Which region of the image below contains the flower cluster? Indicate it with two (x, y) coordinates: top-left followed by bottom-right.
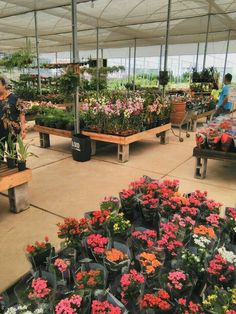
(177, 298), (203, 314)
(207, 253), (235, 284)
(90, 210), (110, 229)
(105, 249), (127, 263)
(54, 258), (70, 273)
(55, 294), (82, 314)
(106, 212), (131, 235)
(25, 236), (50, 256)
(75, 269), (103, 289)
(131, 229), (157, 249)
(86, 234), (109, 256)
(193, 225), (215, 238)
(139, 252), (161, 274)
(157, 222), (183, 256)
(91, 300), (121, 314)
(167, 270), (188, 290)
(28, 278), (51, 300)
(100, 196), (119, 212)
(140, 290), (171, 311)
(120, 269), (145, 304)
(203, 286), (236, 313)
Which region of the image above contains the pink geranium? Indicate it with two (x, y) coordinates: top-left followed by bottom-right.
(55, 294), (82, 314)
(120, 269), (145, 304)
(28, 278), (51, 300)
(87, 234), (109, 256)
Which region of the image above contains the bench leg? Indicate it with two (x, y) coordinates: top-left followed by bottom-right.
(194, 157), (207, 179)
(91, 140), (96, 156)
(160, 131), (166, 144)
(8, 183), (30, 213)
(192, 120), (197, 132)
(118, 144), (129, 163)
(40, 132), (50, 148)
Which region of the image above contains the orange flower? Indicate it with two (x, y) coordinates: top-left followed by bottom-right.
(194, 225), (215, 238)
(105, 249), (127, 262)
(146, 265), (155, 273)
(140, 252), (161, 274)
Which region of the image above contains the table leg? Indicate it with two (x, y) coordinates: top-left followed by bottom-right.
(194, 157), (207, 179)
(160, 131), (166, 144)
(40, 132), (50, 148)
(8, 183), (30, 213)
(91, 140), (96, 156)
(118, 144), (129, 163)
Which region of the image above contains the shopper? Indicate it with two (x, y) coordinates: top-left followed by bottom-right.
(0, 76), (26, 156)
(215, 73), (233, 115)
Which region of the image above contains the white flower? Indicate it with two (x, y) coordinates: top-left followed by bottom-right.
(218, 246), (236, 264)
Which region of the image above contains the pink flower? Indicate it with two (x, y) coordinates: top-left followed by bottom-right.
(28, 278), (51, 299)
(55, 294), (82, 314)
(54, 258), (69, 273)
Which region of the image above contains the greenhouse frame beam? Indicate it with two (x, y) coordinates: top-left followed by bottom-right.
(128, 46), (131, 83)
(222, 29), (231, 83)
(203, 13), (211, 69)
(133, 38), (137, 91)
(34, 11), (42, 96)
(196, 42), (200, 70)
(164, 0), (171, 72)
(71, 0), (80, 134)
(96, 27), (99, 95)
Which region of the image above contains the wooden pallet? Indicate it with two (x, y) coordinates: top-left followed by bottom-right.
(0, 163), (32, 213)
(193, 147), (236, 179)
(34, 124), (171, 162)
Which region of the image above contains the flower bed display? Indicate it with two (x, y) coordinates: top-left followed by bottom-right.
(1, 177), (236, 314)
(196, 116), (236, 152)
(34, 92), (171, 136)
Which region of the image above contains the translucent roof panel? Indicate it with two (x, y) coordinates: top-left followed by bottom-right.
(0, 0), (236, 53)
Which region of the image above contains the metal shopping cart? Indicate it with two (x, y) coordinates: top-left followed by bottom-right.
(171, 102), (196, 142)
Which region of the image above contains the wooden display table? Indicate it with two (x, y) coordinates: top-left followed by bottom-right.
(193, 147), (236, 179)
(34, 124), (171, 163)
(0, 163), (32, 213)
(191, 109), (216, 131)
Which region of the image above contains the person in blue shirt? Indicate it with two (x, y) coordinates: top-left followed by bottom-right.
(215, 73), (233, 115)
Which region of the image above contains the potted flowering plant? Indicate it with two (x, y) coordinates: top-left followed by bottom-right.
(139, 252), (162, 281)
(139, 191), (159, 226)
(100, 196), (120, 213)
(131, 228), (157, 253)
(119, 188), (137, 221)
(120, 269), (145, 311)
(86, 234), (109, 262)
(224, 207), (236, 245)
(104, 241), (130, 272)
(203, 286), (236, 314)
(139, 289), (172, 313)
(55, 294), (82, 314)
(16, 135), (38, 171)
(206, 250), (235, 289)
(48, 257), (71, 288)
(177, 298), (203, 314)
(106, 212), (131, 242)
(57, 217), (91, 250)
(85, 210), (110, 234)
(25, 236), (52, 271)
(75, 267), (105, 291)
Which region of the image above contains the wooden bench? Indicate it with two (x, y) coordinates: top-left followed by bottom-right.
(191, 109), (216, 131)
(0, 164), (32, 213)
(193, 147), (236, 179)
(34, 124), (171, 163)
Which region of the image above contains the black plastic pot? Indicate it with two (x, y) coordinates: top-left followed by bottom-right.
(6, 157), (17, 169)
(72, 134), (91, 162)
(18, 160), (26, 171)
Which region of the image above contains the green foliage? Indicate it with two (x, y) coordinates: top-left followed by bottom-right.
(0, 46), (35, 70)
(16, 135), (38, 161)
(58, 70), (79, 101)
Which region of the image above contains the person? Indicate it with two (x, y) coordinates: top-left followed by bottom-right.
(215, 73), (233, 115)
(0, 76), (26, 157)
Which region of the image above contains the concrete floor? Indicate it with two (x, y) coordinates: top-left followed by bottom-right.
(0, 127), (236, 292)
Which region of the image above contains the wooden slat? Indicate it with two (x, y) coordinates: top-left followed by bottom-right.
(82, 124), (171, 145)
(0, 169), (32, 191)
(193, 147), (236, 161)
(192, 109), (215, 120)
(34, 125), (73, 138)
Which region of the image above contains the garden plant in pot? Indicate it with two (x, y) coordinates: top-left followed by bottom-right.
(17, 135), (38, 171)
(5, 134), (17, 169)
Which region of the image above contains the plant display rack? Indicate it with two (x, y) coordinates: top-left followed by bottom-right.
(193, 147), (236, 179)
(34, 124), (171, 163)
(0, 163), (32, 213)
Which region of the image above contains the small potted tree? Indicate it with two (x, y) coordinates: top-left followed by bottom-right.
(17, 135), (38, 171)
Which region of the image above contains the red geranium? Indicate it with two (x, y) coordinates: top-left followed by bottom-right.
(91, 300), (121, 314)
(140, 290), (171, 311)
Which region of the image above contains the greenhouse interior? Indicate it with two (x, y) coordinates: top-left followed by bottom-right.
(0, 0), (236, 313)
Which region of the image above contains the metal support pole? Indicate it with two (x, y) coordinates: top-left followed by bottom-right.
(71, 0), (79, 133)
(133, 39), (137, 91)
(55, 52), (58, 76)
(203, 14), (211, 69)
(128, 46), (131, 83)
(164, 0), (171, 72)
(96, 27), (99, 95)
(34, 11), (41, 95)
(195, 42), (200, 71)
(100, 48), (103, 61)
(159, 44), (163, 71)
(222, 30), (231, 83)
(69, 44), (72, 63)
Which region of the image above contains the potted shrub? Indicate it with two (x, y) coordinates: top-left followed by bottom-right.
(17, 135), (38, 171)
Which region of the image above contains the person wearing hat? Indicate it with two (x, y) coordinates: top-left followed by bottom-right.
(0, 76), (26, 156)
